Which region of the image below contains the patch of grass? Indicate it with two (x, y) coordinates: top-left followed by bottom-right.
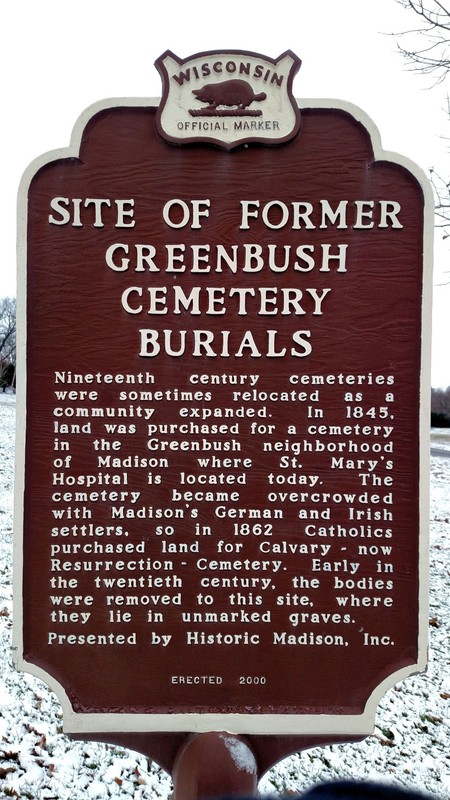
(430, 429), (450, 444)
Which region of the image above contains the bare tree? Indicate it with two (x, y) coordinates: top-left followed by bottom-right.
(429, 165), (450, 240)
(0, 297), (16, 390)
(431, 385), (450, 423)
(395, 1), (450, 83)
(394, 1), (450, 275)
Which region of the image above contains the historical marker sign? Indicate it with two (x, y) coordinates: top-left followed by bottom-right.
(14, 50), (432, 737)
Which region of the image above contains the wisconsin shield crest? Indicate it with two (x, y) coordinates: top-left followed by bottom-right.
(155, 49), (302, 150)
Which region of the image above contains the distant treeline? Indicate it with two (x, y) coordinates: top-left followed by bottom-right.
(431, 386), (450, 427)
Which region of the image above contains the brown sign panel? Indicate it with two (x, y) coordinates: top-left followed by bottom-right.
(14, 53), (431, 736)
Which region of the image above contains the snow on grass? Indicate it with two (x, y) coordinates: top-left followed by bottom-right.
(430, 428), (450, 450)
(1, 393), (449, 799)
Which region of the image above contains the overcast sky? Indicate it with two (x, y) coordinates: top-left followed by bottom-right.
(4, 0), (450, 387)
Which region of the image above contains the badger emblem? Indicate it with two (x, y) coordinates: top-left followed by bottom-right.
(155, 49), (302, 149)
(191, 79), (267, 112)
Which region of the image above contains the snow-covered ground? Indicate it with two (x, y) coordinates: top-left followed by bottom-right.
(0, 393), (449, 799)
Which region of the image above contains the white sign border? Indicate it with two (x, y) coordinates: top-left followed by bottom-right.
(14, 95), (432, 737)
